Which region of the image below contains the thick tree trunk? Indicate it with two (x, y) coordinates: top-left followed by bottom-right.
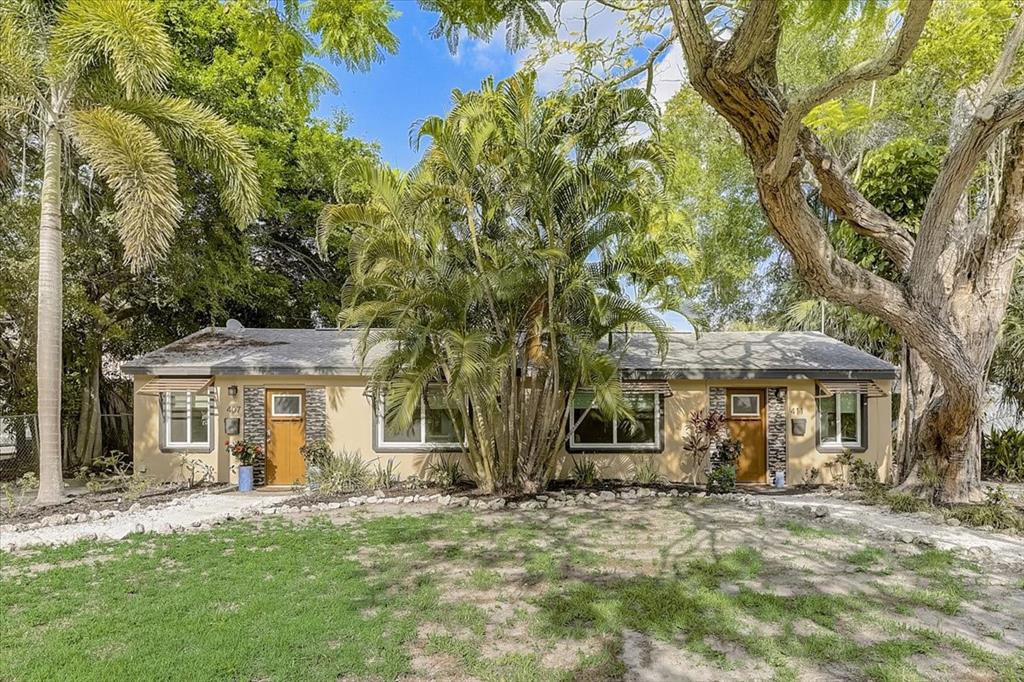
(666, 1), (1024, 503)
(35, 117), (66, 506)
(896, 350), (985, 503)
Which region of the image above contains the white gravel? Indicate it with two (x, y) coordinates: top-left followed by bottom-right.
(1, 491), (296, 551)
(769, 494), (1024, 562)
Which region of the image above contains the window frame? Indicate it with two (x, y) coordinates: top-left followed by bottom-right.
(161, 390), (212, 451)
(816, 391), (866, 451)
(567, 392), (663, 453)
(270, 392), (303, 418)
(728, 393), (761, 419)
(374, 389), (464, 451)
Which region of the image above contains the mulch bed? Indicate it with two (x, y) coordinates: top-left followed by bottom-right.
(0, 482), (232, 523)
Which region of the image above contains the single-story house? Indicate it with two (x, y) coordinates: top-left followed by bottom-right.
(122, 322), (898, 488)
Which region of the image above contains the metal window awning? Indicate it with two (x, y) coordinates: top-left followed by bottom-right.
(622, 380), (673, 397)
(816, 380), (888, 398)
(137, 377), (212, 395)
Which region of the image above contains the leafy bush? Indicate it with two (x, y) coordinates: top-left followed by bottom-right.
(683, 409), (726, 484)
(707, 465), (736, 494)
(982, 428), (1024, 482)
(0, 472), (39, 514)
(570, 458), (600, 488)
(850, 458), (880, 490)
(885, 491), (928, 514)
(630, 459), (664, 485)
(426, 455), (471, 490)
(800, 467), (821, 487)
(300, 439), (333, 469)
(944, 487), (1024, 531)
(372, 458), (400, 490)
(717, 438), (743, 466)
(827, 450), (856, 486)
(314, 449), (372, 494)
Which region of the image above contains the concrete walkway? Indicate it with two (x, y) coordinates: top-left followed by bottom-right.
(1, 490), (296, 551)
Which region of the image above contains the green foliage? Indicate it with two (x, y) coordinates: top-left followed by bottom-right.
(858, 138), (943, 223)
(706, 464), (736, 494)
(885, 491), (928, 514)
(981, 429), (1024, 482)
(300, 439), (334, 469)
(325, 74), (675, 493)
(372, 458), (400, 490)
(849, 458), (880, 490)
(426, 456), (471, 491)
(630, 458), (664, 486)
(313, 449), (372, 494)
(570, 458), (600, 488)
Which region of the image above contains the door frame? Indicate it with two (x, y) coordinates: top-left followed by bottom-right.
(724, 387), (768, 484)
(264, 388), (307, 486)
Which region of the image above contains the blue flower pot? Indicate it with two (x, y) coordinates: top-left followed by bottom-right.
(238, 465), (254, 492)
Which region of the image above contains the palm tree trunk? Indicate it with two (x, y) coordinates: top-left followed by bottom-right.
(35, 119), (66, 506)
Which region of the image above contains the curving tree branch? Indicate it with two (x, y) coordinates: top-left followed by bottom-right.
(769, 0), (932, 181)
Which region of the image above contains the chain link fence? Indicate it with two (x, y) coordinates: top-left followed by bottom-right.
(0, 414), (133, 481)
(0, 415), (37, 481)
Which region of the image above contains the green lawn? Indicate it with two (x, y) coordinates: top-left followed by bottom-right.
(2, 501), (1022, 681)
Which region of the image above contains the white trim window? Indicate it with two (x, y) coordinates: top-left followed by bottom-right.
(376, 387), (461, 448)
(162, 391), (211, 448)
(271, 393), (303, 417)
(569, 392), (661, 451)
(817, 391), (862, 449)
(729, 393), (760, 418)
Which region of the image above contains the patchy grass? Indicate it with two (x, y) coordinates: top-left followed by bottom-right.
(845, 546), (886, 571)
(2, 502), (1022, 681)
(782, 520), (839, 539)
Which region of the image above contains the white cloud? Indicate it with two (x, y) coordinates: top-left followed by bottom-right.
(649, 43), (687, 108)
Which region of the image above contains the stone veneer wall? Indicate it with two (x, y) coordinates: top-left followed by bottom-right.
(243, 387), (266, 486)
(766, 387), (788, 483)
(708, 387), (729, 470)
(305, 387), (327, 443)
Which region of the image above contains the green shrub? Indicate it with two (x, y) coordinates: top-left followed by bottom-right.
(886, 491), (928, 514)
(426, 455), (471, 490)
(850, 458), (880, 490)
(300, 439), (333, 469)
(982, 428), (1024, 482)
(717, 438), (743, 466)
(314, 449), (372, 494)
(630, 459), (664, 485)
(707, 465), (736, 494)
(570, 458), (600, 488)
(372, 458), (400, 490)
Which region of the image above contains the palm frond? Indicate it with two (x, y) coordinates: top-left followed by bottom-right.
(68, 106), (181, 270)
(51, 0), (173, 97)
(111, 96), (259, 227)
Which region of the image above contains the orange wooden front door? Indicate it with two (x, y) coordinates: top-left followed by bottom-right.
(725, 388), (767, 483)
(266, 389), (306, 485)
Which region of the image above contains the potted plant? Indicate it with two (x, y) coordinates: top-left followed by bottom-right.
(228, 439), (262, 492)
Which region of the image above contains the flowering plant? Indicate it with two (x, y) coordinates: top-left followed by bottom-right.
(227, 439), (263, 466)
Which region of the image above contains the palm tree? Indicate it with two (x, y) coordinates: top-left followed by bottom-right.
(320, 74), (674, 493)
(0, 0), (259, 505)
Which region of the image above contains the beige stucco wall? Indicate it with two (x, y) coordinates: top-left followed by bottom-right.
(132, 375), (226, 484)
(132, 374), (893, 487)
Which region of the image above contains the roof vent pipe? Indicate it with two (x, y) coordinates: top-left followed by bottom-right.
(225, 318), (245, 332)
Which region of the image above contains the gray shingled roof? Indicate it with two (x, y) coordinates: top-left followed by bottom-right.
(122, 327), (897, 380)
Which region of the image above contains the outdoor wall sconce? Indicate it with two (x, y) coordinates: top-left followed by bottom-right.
(228, 385), (238, 397)
(791, 418), (806, 436)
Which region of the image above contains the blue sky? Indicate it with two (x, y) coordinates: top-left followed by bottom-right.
(315, 5), (521, 170)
